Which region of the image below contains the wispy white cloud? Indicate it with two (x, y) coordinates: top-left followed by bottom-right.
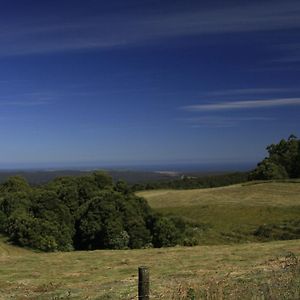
(180, 116), (274, 128)
(0, 91), (56, 106)
(275, 55), (300, 63)
(201, 88), (297, 97)
(270, 43), (300, 63)
(0, 1), (300, 55)
(183, 98), (300, 112)
(0, 100), (50, 106)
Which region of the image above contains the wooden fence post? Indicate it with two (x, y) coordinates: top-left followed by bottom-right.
(138, 266), (149, 299)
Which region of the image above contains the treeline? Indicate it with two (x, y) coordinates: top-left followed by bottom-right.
(0, 172), (198, 252)
(0, 170), (175, 186)
(250, 135), (300, 180)
(131, 172), (249, 191)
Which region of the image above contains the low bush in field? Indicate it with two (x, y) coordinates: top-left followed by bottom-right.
(254, 219), (300, 241)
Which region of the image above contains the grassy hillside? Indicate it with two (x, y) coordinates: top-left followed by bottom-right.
(0, 237), (299, 299)
(0, 181), (299, 299)
(138, 181), (300, 244)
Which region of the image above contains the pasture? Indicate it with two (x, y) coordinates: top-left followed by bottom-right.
(0, 181), (300, 299)
(138, 181), (300, 244)
(0, 237), (299, 299)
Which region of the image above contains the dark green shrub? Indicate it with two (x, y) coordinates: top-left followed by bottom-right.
(152, 217), (180, 247)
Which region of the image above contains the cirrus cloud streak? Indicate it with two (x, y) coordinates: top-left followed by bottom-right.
(0, 0), (300, 56)
(183, 98), (300, 112)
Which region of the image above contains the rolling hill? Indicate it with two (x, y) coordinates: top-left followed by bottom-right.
(138, 181), (300, 244)
(0, 181), (299, 299)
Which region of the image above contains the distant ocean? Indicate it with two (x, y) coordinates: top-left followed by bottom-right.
(0, 162), (256, 173)
(110, 162), (256, 173)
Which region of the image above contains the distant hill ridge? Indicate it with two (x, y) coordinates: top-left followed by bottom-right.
(0, 169), (179, 185)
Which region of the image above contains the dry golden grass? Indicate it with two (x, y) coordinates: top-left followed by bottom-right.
(0, 237), (299, 299)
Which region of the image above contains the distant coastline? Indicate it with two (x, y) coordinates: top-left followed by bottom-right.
(0, 161), (255, 173)
(0, 162), (253, 186)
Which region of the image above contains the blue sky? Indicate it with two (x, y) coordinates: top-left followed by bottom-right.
(1, 0), (300, 169)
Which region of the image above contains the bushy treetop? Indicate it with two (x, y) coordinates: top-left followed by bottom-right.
(250, 135), (300, 180)
(0, 171), (192, 251)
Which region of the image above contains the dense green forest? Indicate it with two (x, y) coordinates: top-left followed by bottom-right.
(0, 172), (198, 252)
(250, 135), (300, 180)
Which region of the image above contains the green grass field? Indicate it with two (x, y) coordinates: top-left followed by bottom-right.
(138, 181), (300, 208)
(0, 181), (300, 299)
(138, 181), (300, 244)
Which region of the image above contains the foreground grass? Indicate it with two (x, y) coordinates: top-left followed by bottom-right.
(138, 181), (300, 244)
(0, 238), (299, 299)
